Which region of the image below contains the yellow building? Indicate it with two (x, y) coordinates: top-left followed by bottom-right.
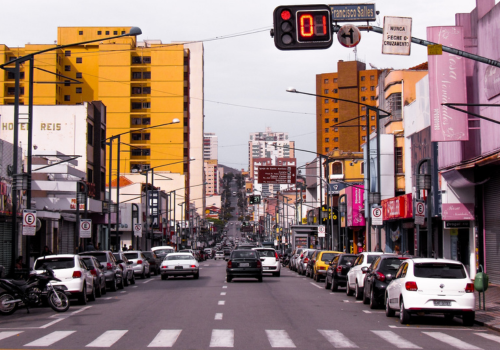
(1, 27), (206, 215)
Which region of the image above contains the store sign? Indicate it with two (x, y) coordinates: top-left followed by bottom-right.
(444, 221), (471, 229)
(328, 182), (346, 195)
(442, 203), (474, 221)
(381, 193), (413, 221)
(346, 185), (365, 227)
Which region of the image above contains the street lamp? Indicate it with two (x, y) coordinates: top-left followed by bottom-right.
(0, 27), (142, 275)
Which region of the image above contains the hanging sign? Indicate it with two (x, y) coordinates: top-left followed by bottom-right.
(22, 209), (37, 236)
(79, 219), (92, 238)
(382, 16), (412, 55)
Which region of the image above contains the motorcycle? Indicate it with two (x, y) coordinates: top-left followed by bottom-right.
(281, 255), (290, 268)
(0, 265), (71, 315)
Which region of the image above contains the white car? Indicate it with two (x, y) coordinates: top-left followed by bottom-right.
(346, 252), (384, 299)
(215, 251), (224, 260)
(252, 248), (281, 277)
(33, 254), (95, 305)
(160, 253), (199, 280)
(385, 258), (475, 326)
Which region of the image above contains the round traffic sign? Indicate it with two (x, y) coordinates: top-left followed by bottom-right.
(416, 202), (425, 215)
(24, 213), (35, 225)
(81, 221), (91, 230)
(337, 24), (361, 48)
(372, 208), (382, 218)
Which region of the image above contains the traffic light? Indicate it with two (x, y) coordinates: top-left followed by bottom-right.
(272, 5), (333, 50)
(249, 195), (261, 205)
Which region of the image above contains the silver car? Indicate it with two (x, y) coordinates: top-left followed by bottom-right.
(124, 251), (151, 279)
(298, 249), (315, 275)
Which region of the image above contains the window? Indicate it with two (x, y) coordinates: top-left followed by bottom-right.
(76, 72), (82, 79)
(113, 31), (118, 35)
(64, 95), (70, 101)
(371, 125), (376, 131)
(143, 57), (151, 63)
(325, 138), (329, 143)
(334, 78), (338, 83)
(334, 147), (339, 150)
(370, 75), (375, 80)
(132, 56), (142, 64)
(325, 128), (329, 133)
(334, 118), (338, 123)
(131, 149), (142, 156)
(76, 87), (82, 93)
(142, 102), (151, 109)
(361, 106), (366, 111)
(76, 57), (82, 63)
(324, 79), (329, 84)
(361, 96), (366, 101)
(97, 31), (102, 35)
(395, 147), (403, 173)
(87, 123), (93, 145)
(65, 50), (71, 57)
(331, 162), (342, 174)
(65, 65), (71, 71)
(143, 133), (150, 140)
(143, 148), (151, 156)
(325, 147), (330, 152)
(362, 136), (366, 141)
(333, 99), (338, 103)
(324, 118), (329, 123)
(131, 133), (142, 141)
(142, 87), (151, 94)
(121, 31), (126, 35)
(371, 96), (375, 101)
(143, 72), (151, 79)
(333, 89), (338, 93)
(334, 137), (338, 142)
(371, 86), (375, 91)
(362, 126), (366, 131)
(333, 108), (338, 113)
(101, 129), (106, 149)
(324, 99), (329, 104)
(131, 102), (142, 110)
(142, 118), (151, 125)
(334, 127), (338, 132)
(360, 162), (365, 175)
(132, 118), (142, 125)
(324, 89), (329, 94)
(324, 109), (329, 113)
(132, 72), (142, 79)
(79, 31), (83, 35)
(387, 93), (402, 114)
(131, 87), (141, 94)
(371, 115), (376, 120)
(105, 31), (110, 35)
(361, 116), (366, 121)
(361, 87), (366, 91)
(361, 76), (366, 81)
(64, 80), (70, 87)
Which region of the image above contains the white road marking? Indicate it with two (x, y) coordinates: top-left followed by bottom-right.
(103, 297), (113, 300)
(310, 282), (323, 289)
(39, 318), (67, 329)
(120, 291), (126, 293)
(132, 286), (138, 288)
(86, 330), (128, 348)
(25, 331), (75, 347)
(372, 331), (422, 349)
(143, 279), (154, 284)
(71, 306), (92, 315)
(215, 313), (223, 320)
(265, 330), (296, 348)
(389, 325), (484, 331)
(147, 329), (182, 347)
(475, 333), (500, 344)
(0, 331), (22, 341)
(318, 330), (358, 348)
(363, 310), (371, 314)
(343, 300), (350, 303)
(221, 292), (226, 296)
(209, 329), (234, 347)
(423, 332), (482, 349)
(204, 264), (210, 267)
(218, 300), (226, 305)
(222, 286), (227, 289)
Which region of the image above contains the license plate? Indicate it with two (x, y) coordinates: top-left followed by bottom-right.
(239, 263), (249, 267)
(263, 267), (270, 270)
(175, 266), (183, 270)
(434, 300), (451, 306)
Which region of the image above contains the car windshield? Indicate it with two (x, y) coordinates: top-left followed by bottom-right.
(340, 255), (357, 265)
(124, 253), (139, 260)
(321, 253), (337, 262)
(232, 251), (257, 259)
(414, 263), (467, 279)
(82, 252), (107, 262)
(142, 252), (154, 258)
(379, 258), (406, 273)
(256, 250), (275, 257)
(35, 257), (74, 270)
(82, 258), (95, 267)
(307, 251), (316, 257)
(367, 255), (379, 264)
(166, 255), (194, 261)
(154, 249), (173, 255)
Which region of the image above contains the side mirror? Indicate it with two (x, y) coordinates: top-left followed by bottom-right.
(361, 266), (369, 274)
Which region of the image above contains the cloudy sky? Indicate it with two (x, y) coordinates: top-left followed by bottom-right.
(0, 0), (484, 168)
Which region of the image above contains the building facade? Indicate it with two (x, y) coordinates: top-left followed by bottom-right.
(248, 127), (295, 175)
(203, 133), (218, 160)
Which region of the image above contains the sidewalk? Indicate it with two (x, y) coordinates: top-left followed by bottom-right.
(474, 283), (500, 331)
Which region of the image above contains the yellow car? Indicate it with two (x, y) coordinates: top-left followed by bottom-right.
(312, 251), (342, 282)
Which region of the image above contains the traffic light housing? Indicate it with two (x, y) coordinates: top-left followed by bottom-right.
(273, 5), (333, 50)
(249, 195), (261, 205)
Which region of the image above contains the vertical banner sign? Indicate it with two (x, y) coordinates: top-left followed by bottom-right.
(382, 16), (412, 55)
(22, 209), (37, 236)
(79, 219), (92, 238)
(133, 223), (143, 237)
(428, 26), (468, 142)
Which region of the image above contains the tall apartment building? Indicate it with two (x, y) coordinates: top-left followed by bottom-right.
(203, 133), (218, 160)
(248, 127), (295, 175)
(0, 27), (205, 216)
(316, 61), (381, 155)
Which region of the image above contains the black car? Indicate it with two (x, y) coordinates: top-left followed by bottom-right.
(363, 255), (410, 309)
(80, 255), (107, 297)
(142, 251), (161, 275)
(226, 249), (263, 282)
(325, 253), (358, 291)
(305, 250), (319, 278)
(223, 247), (231, 261)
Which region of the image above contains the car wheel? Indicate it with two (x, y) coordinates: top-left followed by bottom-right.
(257, 275), (263, 282)
(385, 295), (395, 317)
(161, 274), (168, 280)
(362, 286), (370, 305)
(130, 273), (136, 285)
(227, 275), (232, 283)
(346, 282), (354, 296)
(95, 280), (102, 298)
(193, 272), (199, 279)
(102, 281), (107, 295)
(123, 274), (129, 286)
(88, 283), (96, 302)
(79, 285), (88, 305)
(444, 314), (454, 324)
(355, 282), (363, 300)
(462, 312), (475, 327)
(118, 276), (125, 290)
(146, 268), (151, 278)
(273, 271), (280, 277)
(141, 268), (146, 279)
(331, 277), (339, 291)
(399, 299), (411, 324)
(369, 288), (378, 309)
(325, 276), (331, 289)
(110, 277), (118, 292)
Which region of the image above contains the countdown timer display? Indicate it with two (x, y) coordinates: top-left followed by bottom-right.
(296, 10), (330, 42)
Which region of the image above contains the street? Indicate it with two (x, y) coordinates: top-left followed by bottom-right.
(1, 260), (500, 349)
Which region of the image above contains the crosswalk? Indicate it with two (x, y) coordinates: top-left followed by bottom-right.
(0, 329), (499, 348)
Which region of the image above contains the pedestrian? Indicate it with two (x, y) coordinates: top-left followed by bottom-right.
(86, 241), (95, 251)
(42, 245), (52, 256)
(129, 244), (133, 251)
(123, 244), (128, 251)
(374, 243), (382, 252)
(394, 245), (401, 255)
(95, 243), (100, 250)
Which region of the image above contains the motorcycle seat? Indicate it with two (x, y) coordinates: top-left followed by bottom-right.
(10, 280), (27, 286)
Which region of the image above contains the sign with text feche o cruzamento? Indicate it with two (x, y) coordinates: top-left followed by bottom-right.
(382, 16), (412, 56)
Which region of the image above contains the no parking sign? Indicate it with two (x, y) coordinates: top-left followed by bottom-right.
(80, 219), (92, 238)
(372, 207), (383, 226)
(22, 209), (37, 236)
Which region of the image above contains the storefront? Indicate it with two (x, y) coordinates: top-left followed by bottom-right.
(381, 194), (413, 254)
(342, 185), (365, 253)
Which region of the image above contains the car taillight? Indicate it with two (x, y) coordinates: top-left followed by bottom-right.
(257, 260), (262, 268)
(405, 281), (418, 291)
(319, 266), (326, 270)
(72, 271), (82, 278)
(190, 265), (196, 268)
(375, 271), (386, 282)
(465, 283), (474, 293)
(304, 258), (309, 263)
(300, 253), (304, 258)
(90, 269), (97, 276)
(137, 260), (143, 264)
(275, 252), (279, 260)
(106, 262), (112, 270)
(227, 260), (232, 268)
(337, 266), (342, 273)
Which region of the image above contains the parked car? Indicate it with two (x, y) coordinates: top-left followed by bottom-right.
(215, 251), (224, 260)
(363, 255), (409, 309)
(124, 251), (151, 279)
(223, 247), (231, 261)
(226, 249), (263, 282)
(312, 251), (342, 282)
(305, 250), (320, 278)
(346, 252), (385, 299)
(325, 253), (358, 291)
(112, 252), (135, 285)
(80, 255), (107, 297)
(252, 247), (281, 277)
(151, 246), (175, 261)
(142, 251), (161, 276)
(33, 254), (95, 305)
(78, 251), (124, 291)
(298, 249), (315, 275)
(289, 248), (303, 272)
(204, 248), (213, 258)
(385, 258), (475, 326)
(160, 253), (199, 280)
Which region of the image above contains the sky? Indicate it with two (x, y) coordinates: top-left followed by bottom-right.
(0, 0), (483, 169)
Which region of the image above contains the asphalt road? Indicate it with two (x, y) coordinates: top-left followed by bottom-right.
(1, 258), (500, 349)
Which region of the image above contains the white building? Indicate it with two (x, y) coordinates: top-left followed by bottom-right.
(203, 133), (218, 160)
(248, 127), (295, 175)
